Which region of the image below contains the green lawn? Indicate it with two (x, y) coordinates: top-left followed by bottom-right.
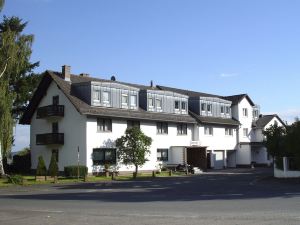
(0, 171), (186, 187)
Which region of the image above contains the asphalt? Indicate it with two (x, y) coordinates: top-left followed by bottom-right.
(0, 168), (300, 225)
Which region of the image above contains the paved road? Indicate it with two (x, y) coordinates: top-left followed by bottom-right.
(0, 168), (300, 225)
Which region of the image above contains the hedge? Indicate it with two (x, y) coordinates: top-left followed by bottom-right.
(64, 165), (88, 178)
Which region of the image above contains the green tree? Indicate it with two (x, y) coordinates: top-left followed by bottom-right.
(285, 120), (300, 168)
(0, 15), (40, 176)
(48, 153), (58, 181)
(263, 124), (287, 157)
(36, 156), (47, 177)
(116, 127), (152, 178)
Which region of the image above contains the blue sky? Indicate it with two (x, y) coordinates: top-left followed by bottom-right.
(2, 0), (300, 151)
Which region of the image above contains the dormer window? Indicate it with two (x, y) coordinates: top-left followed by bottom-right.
(207, 104), (212, 113)
(226, 106), (230, 114)
(156, 98), (162, 109)
(149, 97), (154, 108)
(181, 101), (187, 111)
(175, 101), (180, 110)
(94, 89), (100, 102)
(221, 106), (224, 114)
(102, 91), (110, 104)
(130, 95), (137, 107)
(201, 103), (206, 112)
(122, 94), (128, 106)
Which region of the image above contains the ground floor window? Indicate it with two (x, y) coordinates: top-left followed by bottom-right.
(92, 148), (116, 165)
(157, 149), (168, 161)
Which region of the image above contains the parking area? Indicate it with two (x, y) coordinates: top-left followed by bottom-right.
(0, 168), (300, 225)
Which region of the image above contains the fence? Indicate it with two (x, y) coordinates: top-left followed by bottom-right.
(274, 157), (300, 178)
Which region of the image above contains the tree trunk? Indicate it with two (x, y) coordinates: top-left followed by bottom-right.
(133, 164), (138, 179)
(0, 143), (6, 177)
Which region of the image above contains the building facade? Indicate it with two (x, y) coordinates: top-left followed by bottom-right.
(20, 66), (285, 173)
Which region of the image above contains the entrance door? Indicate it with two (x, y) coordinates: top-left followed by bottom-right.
(214, 151), (224, 169)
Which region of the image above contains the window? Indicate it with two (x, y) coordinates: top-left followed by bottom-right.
(204, 126), (213, 135)
(53, 96), (59, 105)
(52, 149), (59, 162)
(181, 101), (187, 111)
(130, 95), (137, 107)
(149, 97), (154, 108)
(253, 110), (259, 118)
(97, 118), (112, 132)
(122, 94), (128, 106)
(102, 91), (110, 103)
(93, 148), (116, 165)
(157, 122), (168, 134)
(221, 106), (224, 114)
(225, 128), (233, 136)
(175, 101), (180, 110)
(93, 89), (100, 102)
(207, 104), (212, 113)
(243, 128), (248, 137)
(156, 98), (162, 109)
(177, 123), (187, 135)
(274, 120), (278, 126)
(243, 108), (248, 117)
(201, 103), (206, 111)
(226, 106), (230, 114)
(157, 149), (168, 161)
(127, 120), (140, 129)
(52, 122), (58, 133)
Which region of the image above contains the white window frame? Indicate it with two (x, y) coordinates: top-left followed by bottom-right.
(181, 101), (187, 111)
(225, 128), (233, 136)
(243, 108), (248, 117)
(175, 100), (180, 110)
(122, 94), (129, 106)
(201, 103), (206, 112)
(148, 97), (154, 108)
(207, 104), (212, 114)
(156, 98), (162, 109)
(220, 106), (224, 114)
(93, 89), (100, 102)
(243, 128), (248, 137)
(204, 126), (213, 136)
(130, 95), (137, 107)
(102, 91), (110, 104)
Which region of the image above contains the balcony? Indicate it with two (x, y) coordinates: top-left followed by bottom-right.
(36, 133), (64, 145)
(36, 105), (64, 119)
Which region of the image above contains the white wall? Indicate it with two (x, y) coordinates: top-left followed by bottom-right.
(31, 81), (86, 171)
(86, 118), (193, 172)
(236, 144), (251, 165)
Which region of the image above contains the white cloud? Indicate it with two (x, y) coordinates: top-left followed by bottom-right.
(219, 73), (239, 78)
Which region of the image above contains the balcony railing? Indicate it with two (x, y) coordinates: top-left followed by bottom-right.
(36, 105), (64, 119)
(36, 133), (64, 145)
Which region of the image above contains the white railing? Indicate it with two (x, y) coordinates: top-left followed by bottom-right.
(190, 140), (201, 146)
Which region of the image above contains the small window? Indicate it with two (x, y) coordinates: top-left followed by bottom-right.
(122, 94), (128, 105)
(130, 95), (137, 107)
(177, 123), (187, 135)
(93, 89), (100, 102)
(52, 122), (58, 133)
(52, 149), (59, 162)
(127, 120), (140, 129)
(175, 101), (180, 110)
(157, 149), (168, 161)
(102, 91), (110, 103)
(225, 128), (233, 136)
(207, 104), (212, 113)
(226, 106), (230, 114)
(243, 128), (248, 137)
(149, 97), (154, 108)
(243, 108), (248, 117)
(53, 96), (59, 105)
(181, 101), (187, 111)
(157, 122), (168, 134)
(274, 120), (278, 126)
(93, 148), (116, 165)
(97, 118), (112, 132)
(201, 103), (206, 111)
(204, 126), (213, 135)
(221, 106), (224, 114)
(156, 98), (162, 109)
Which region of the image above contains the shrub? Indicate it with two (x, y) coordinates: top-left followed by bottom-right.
(64, 165), (88, 178)
(48, 153), (58, 177)
(36, 156), (47, 176)
(7, 175), (24, 185)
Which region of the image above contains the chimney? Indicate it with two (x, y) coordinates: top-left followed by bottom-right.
(80, 73), (89, 77)
(259, 114), (263, 118)
(111, 75), (116, 81)
(150, 80), (153, 87)
(62, 65), (71, 81)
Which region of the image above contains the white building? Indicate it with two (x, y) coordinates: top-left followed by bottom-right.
(20, 66), (284, 173)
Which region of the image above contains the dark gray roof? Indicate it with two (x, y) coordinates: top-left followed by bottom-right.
(253, 115), (286, 129)
(20, 71), (196, 124)
(223, 94), (255, 106)
(189, 111), (240, 126)
(157, 85), (221, 98)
